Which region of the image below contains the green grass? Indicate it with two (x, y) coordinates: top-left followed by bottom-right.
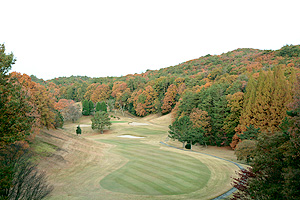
(110, 121), (128, 123)
(32, 139), (59, 157)
(97, 139), (211, 195)
(123, 127), (166, 136)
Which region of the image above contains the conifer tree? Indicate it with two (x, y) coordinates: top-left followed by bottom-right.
(232, 76), (257, 148)
(270, 66), (292, 130)
(82, 99), (90, 115)
(96, 102), (101, 112)
(96, 101), (107, 112)
(89, 100), (94, 114)
(253, 70), (274, 131)
(76, 125), (81, 135)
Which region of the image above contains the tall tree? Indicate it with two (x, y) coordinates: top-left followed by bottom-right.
(0, 45), (34, 146)
(224, 91), (244, 148)
(96, 101), (107, 112)
(90, 84), (111, 103)
(82, 99), (90, 115)
(91, 111), (111, 134)
(169, 116), (193, 148)
(161, 84), (178, 114)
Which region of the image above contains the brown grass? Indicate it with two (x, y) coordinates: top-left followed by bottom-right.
(37, 112), (243, 200)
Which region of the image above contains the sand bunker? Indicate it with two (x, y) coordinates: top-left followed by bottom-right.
(79, 124), (91, 127)
(117, 135), (145, 139)
(129, 122), (149, 126)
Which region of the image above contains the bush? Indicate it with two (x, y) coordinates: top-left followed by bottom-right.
(185, 143), (191, 149)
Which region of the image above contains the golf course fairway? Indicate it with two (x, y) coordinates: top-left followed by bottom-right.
(98, 139), (211, 195)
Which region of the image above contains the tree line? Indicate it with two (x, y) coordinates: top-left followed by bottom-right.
(1, 43), (300, 199)
(36, 45), (300, 149)
(0, 44), (54, 199)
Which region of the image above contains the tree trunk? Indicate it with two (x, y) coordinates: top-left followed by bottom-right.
(182, 141), (186, 148)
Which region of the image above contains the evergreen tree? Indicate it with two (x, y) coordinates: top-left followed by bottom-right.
(96, 102), (101, 112)
(54, 110), (64, 128)
(76, 125), (81, 135)
(168, 116), (193, 148)
(82, 99), (90, 115)
(89, 100), (94, 114)
(100, 101), (107, 112)
(96, 101), (107, 112)
(239, 124), (260, 141)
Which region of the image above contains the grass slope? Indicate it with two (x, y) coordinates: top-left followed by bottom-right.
(98, 139), (211, 195)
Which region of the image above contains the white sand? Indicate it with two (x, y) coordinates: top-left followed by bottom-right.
(79, 124), (91, 127)
(117, 135), (145, 139)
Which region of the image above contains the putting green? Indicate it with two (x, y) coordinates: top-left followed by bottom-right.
(98, 139), (211, 195)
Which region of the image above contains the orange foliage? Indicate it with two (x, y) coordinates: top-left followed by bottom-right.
(54, 99), (75, 111)
(111, 81), (128, 97)
(161, 84), (178, 114)
(10, 72), (56, 129)
(189, 108), (211, 132)
(90, 84), (111, 103)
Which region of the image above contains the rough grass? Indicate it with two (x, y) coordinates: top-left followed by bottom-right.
(40, 113), (240, 200)
(98, 139), (211, 195)
(31, 138), (59, 157)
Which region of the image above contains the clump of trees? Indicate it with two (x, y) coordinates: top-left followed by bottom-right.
(231, 78), (300, 199)
(30, 44), (300, 149)
(0, 44), (53, 199)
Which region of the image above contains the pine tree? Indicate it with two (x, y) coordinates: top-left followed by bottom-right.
(76, 125), (81, 135)
(89, 100), (94, 114)
(82, 99), (90, 115)
(95, 102), (101, 112)
(96, 101), (107, 112)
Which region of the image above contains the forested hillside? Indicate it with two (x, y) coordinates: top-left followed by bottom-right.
(30, 45), (300, 147)
(2, 43), (300, 199)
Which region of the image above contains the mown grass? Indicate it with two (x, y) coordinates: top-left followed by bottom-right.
(123, 127), (166, 136)
(110, 121), (128, 123)
(97, 139), (211, 195)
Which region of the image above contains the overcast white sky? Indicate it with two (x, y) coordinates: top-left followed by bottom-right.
(1, 0), (299, 80)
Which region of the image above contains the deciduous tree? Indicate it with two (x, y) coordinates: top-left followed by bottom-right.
(90, 84), (111, 103)
(161, 84), (178, 114)
(91, 111), (111, 134)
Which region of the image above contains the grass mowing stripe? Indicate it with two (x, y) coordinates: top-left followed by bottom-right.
(102, 162), (174, 195)
(135, 159), (206, 186)
(115, 146), (203, 169)
(116, 149), (208, 178)
(113, 175), (147, 194)
(122, 168), (174, 195)
(130, 163), (195, 191)
(99, 138), (211, 195)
